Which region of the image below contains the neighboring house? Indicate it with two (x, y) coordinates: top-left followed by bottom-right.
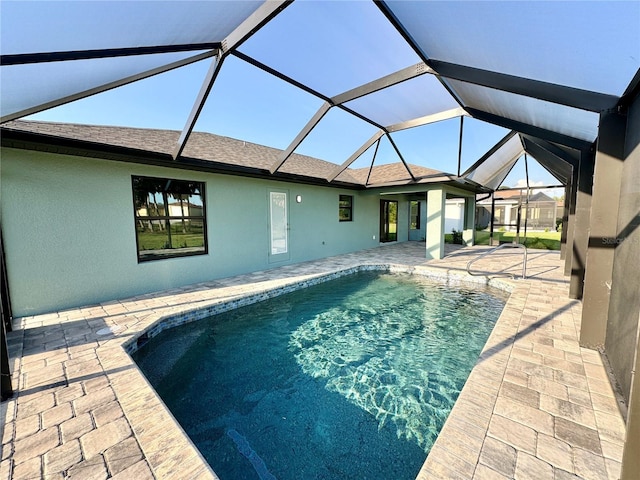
(1, 121), (479, 316)
(135, 202), (203, 219)
(444, 198), (466, 234)
(474, 189), (558, 231)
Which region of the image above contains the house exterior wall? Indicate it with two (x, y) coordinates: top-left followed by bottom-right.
(476, 197), (557, 232)
(1, 148), (381, 316)
(426, 189), (446, 260)
(476, 205), (491, 230)
(444, 200), (465, 234)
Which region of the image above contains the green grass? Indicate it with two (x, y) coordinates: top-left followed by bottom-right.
(472, 230), (561, 250)
(137, 232), (204, 251)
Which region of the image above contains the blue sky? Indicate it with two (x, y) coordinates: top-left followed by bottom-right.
(27, 51), (560, 191)
(21, 0), (636, 194)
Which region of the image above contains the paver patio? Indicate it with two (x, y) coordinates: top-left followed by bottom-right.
(0, 243), (627, 479)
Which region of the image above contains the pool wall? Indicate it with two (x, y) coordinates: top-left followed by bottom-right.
(122, 263), (514, 356)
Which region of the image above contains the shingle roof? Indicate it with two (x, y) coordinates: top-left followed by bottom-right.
(350, 162), (448, 186)
(483, 189), (555, 203)
(2, 120), (451, 188)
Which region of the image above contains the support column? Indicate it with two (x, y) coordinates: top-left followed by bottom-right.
(564, 167), (579, 275)
(0, 229), (12, 400)
(426, 189), (446, 260)
(569, 149), (595, 299)
(503, 203), (512, 231)
(580, 111), (626, 347)
(463, 196), (475, 246)
(560, 183), (570, 260)
(1, 318), (11, 401)
(490, 194), (496, 246)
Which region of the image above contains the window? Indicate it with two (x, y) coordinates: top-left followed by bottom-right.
(132, 176), (207, 262)
(339, 195), (353, 222)
(409, 201), (421, 229)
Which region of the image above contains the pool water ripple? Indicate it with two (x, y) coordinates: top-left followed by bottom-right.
(133, 272), (507, 480)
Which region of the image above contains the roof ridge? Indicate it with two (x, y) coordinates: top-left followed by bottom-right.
(6, 119), (359, 173)
(351, 162), (447, 175)
(5, 119), (175, 134)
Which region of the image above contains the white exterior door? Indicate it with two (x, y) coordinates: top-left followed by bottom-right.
(269, 190), (289, 262)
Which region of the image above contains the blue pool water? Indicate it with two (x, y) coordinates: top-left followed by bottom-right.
(133, 272), (508, 480)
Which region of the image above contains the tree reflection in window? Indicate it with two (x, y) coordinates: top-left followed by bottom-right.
(132, 176), (207, 262)
(409, 201), (420, 230)
(339, 195), (353, 222)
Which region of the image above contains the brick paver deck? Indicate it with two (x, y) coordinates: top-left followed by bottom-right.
(1, 243), (627, 479)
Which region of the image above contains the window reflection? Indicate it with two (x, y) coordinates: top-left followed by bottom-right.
(410, 201), (420, 230)
(339, 195), (353, 222)
(132, 176), (207, 262)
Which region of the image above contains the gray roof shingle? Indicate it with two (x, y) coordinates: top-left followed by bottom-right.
(2, 120), (450, 187)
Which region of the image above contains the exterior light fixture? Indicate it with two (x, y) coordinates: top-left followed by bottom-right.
(296, 195), (302, 203)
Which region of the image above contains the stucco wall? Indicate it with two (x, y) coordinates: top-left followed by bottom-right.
(445, 200), (465, 234)
(606, 92), (640, 402)
(1, 149), (382, 316)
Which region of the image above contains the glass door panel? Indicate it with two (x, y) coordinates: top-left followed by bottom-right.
(269, 191), (289, 261)
(380, 200), (398, 243)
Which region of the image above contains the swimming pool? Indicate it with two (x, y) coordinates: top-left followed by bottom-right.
(133, 271), (508, 479)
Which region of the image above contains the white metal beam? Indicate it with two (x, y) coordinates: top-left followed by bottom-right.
(173, 1), (291, 160)
(330, 62), (434, 105)
(326, 130), (385, 182)
(172, 54), (223, 160)
(385, 107), (467, 133)
(270, 102), (332, 174)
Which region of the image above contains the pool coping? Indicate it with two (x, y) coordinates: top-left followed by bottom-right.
(122, 262), (516, 354)
(2, 244), (626, 479)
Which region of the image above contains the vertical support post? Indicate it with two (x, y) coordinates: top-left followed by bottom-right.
(0, 228), (12, 400)
(580, 110), (625, 347)
(569, 148), (595, 299)
(564, 165), (579, 275)
(490, 193), (496, 246)
(457, 116), (464, 177)
(0, 230), (11, 334)
(516, 194), (522, 244)
(503, 201), (512, 232)
(426, 189), (446, 260)
(162, 190), (172, 249)
(560, 183), (571, 259)
(524, 155), (530, 241)
(1, 317), (12, 401)
(463, 196), (475, 246)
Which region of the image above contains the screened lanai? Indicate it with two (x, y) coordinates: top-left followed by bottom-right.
(2, 1), (640, 479)
(2, 0), (638, 189)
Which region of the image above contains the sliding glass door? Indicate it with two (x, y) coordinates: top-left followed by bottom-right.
(380, 200), (398, 243)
